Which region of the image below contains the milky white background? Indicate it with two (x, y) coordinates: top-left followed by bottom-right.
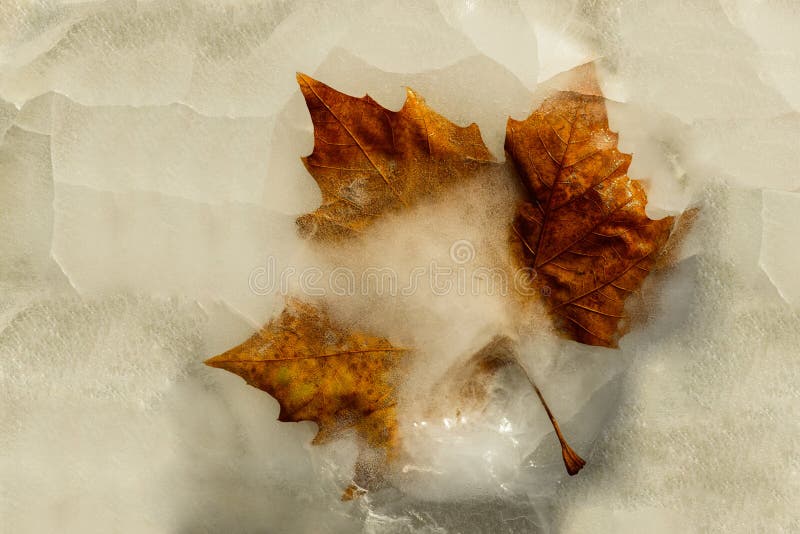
(1, 1), (799, 533)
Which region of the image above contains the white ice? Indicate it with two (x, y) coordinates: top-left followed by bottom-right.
(1, 1), (799, 533)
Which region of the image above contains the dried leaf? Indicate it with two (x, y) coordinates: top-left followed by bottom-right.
(295, 73), (496, 240)
(205, 299), (408, 490)
(206, 67), (685, 492)
(506, 65), (675, 347)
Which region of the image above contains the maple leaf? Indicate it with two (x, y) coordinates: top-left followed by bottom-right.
(206, 66), (684, 491)
(205, 299), (408, 493)
(295, 73), (495, 240)
(506, 64), (674, 347)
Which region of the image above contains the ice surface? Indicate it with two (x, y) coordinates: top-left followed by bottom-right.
(590, 0), (793, 122)
(760, 190), (800, 308)
(0, 2), (196, 107)
(557, 186), (800, 533)
(720, 0), (800, 111)
(50, 95), (274, 203)
(434, 0), (540, 88)
(0, 123), (57, 281)
(2, 0), (800, 533)
(51, 182), (295, 321)
(517, 0), (594, 83)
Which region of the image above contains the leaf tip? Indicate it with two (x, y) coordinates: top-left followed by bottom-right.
(203, 354), (227, 369)
(204, 346), (246, 370)
(401, 86), (424, 109)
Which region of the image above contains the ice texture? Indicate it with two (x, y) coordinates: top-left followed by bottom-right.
(1, 1), (799, 533)
(760, 190), (800, 308)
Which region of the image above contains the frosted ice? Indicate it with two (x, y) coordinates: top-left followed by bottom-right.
(51, 182), (295, 322)
(338, 0), (479, 75)
(0, 123), (56, 281)
(434, 0), (540, 88)
(687, 114), (800, 192)
(518, 0), (594, 83)
(760, 190), (800, 308)
(0, 2), (196, 107)
(591, 0), (793, 122)
(720, 0), (800, 111)
(50, 95), (274, 204)
(2, 0), (800, 533)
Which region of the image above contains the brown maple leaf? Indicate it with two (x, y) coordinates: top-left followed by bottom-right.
(295, 73), (496, 240)
(507, 64), (674, 347)
(207, 66), (684, 491)
(205, 299), (408, 493)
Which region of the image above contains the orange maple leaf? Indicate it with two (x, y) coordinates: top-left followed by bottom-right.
(207, 66), (682, 493)
(506, 64), (674, 347)
(205, 299), (408, 494)
(295, 73), (496, 240)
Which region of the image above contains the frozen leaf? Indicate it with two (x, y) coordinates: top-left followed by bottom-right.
(207, 64), (686, 492)
(205, 298), (408, 493)
(295, 74), (495, 240)
(506, 64), (675, 347)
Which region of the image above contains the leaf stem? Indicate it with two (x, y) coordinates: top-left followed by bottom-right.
(522, 367), (586, 475)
